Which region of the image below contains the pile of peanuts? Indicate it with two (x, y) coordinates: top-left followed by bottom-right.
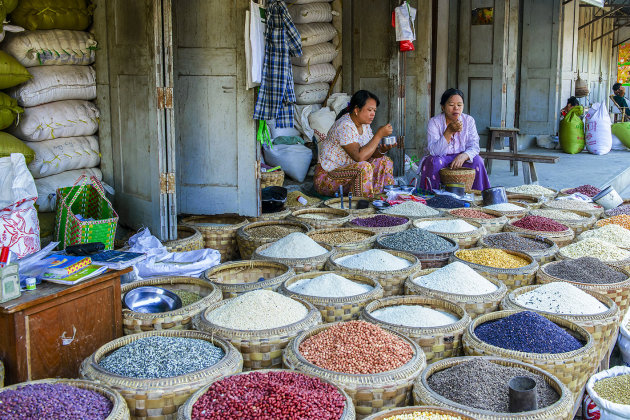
(596, 214), (630, 230)
(299, 321), (414, 374)
(456, 248), (530, 268)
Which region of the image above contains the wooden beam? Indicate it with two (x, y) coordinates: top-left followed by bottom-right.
(579, 7), (620, 30)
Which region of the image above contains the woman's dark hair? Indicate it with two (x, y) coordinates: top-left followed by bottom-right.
(613, 82), (623, 92)
(566, 96), (579, 107)
(336, 90), (380, 120)
(440, 88), (465, 106)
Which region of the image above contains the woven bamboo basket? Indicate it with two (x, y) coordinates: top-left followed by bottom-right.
(541, 201), (604, 219)
(412, 217), (485, 249)
(462, 310), (597, 401)
(307, 227), (377, 252)
(236, 220), (312, 259)
(556, 244), (630, 270)
(326, 249), (421, 296)
(537, 261), (630, 316)
(180, 214), (248, 262)
(506, 187), (558, 200)
(530, 209), (597, 234)
(481, 203), (529, 219)
(279, 271), (384, 323)
(507, 194), (544, 210)
(412, 356), (574, 420)
(121, 276), (222, 335)
(500, 285), (620, 366)
(439, 167), (475, 191)
(361, 295), (471, 364)
(289, 207), (352, 229)
(447, 207), (508, 233)
(0, 378), (130, 420)
(283, 321), (427, 419)
(79, 330), (243, 420)
(252, 241), (335, 274)
(203, 260), (294, 299)
(323, 196), (376, 216)
(376, 233), (458, 269)
(176, 369), (356, 420)
(194, 296), (322, 371)
(478, 233), (559, 264)
(504, 218), (575, 247)
(451, 247), (539, 292)
(260, 169), (285, 189)
(251, 207), (292, 222)
(364, 406), (476, 420)
(346, 214), (412, 234)
(162, 225), (204, 252)
(603, 199), (630, 218)
(405, 268), (508, 319)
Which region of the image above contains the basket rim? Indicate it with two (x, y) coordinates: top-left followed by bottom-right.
(0, 378), (129, 420)
(253, 207), (292, 220)
(237, 220), (312, 241)
(530, 208), (596, 223)
(81, 330), (241, 389)
(203, 260), (293, 288)
(412, 218), (485, 238)
(480, 202), (529, 215)
(452, 247), (539, 274)
(361, 295), (471, 335)
(180, 214), (248, 231)
(416, 355), (572, 418)
(197, 295), (322, 337)
(578, 227), (630, 249)
(556, 240), (630, 264)
(506, 186), (558, 197)
(280, 270), (383, 304)
(447, 207), (507, 220)
(121, 276), (220, 320)
(327, 248), (421, 275)
(502, 284), (619, 321)
(363, 405), (477, 420)
(466, 309), (595, 359)
(439, 167), (476, 174)
(306, 227), (378, 247)
(286, 320), (426, 380)
(348, 213), (411, 224)
(407, 268), (508, 301)
(291, 207), (351, 218)
(177, 368), (355, 420)
(506, 217), (574, 238)
(376, 231), (459, 258)
(541, 201), (604, 214)
(539, 260), (630, 288)
(478, 232), (558, 256)
(252, 241), (335, 263)
(162, 225), (202, 246)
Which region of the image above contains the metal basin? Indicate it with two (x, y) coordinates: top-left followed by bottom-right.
(124, 286), (182, 314)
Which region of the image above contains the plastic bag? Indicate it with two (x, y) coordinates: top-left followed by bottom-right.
(127, 228), (220, 279)
(611, 133), (629, 151)
(0, 153), (40, 258)
(263, 143), (313, 182)
(586, 366), (630, 419)
(585, 102), (613, 155)
(559, 105), (585, 154)
(611, 122), (630, 149)
(394, 2), (416, 42)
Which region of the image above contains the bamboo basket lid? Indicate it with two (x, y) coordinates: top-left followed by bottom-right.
(412, 356), (574, 420)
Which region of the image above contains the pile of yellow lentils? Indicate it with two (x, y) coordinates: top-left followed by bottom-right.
(456, 248), (530, 268)
(382, 413), (466, 420)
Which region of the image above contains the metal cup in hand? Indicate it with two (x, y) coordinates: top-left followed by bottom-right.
(508, 376), (538, 413)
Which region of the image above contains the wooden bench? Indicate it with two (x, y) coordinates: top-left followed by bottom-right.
(487, 127), (520, 175)
(479, 151), (559, 184)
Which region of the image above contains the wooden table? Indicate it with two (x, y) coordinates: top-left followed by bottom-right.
(0, 268), (130, 385)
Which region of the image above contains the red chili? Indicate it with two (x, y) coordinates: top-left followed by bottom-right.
(191, 371), (346, 420)
(513, 215), (568, 232)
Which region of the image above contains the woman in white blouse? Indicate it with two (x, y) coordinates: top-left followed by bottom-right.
(418, 88), (491, 191)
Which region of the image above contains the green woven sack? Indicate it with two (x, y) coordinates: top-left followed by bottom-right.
(0, 92), (22, 130)
(611, 122), (630, 149)
(2, 0), (17, 13)
(0, 51), (31, 89)
(0, 131), (34, 163)
(10, 0), (93, 31)
(559, 106), (585, 154)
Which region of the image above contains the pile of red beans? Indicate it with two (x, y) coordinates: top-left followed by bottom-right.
(191, 371), (346, 420)
(564, 184), (601, 197)
(513, 215), (569, 232)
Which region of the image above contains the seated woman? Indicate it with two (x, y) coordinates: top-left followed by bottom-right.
(314, 90), (396, 197)
(561, 96), (579, 119)
(418, 88), (490, 191)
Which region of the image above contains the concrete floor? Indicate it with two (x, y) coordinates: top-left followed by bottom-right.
(487, 147), (630, 196)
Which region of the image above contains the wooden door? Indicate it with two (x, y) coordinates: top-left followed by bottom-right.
(173, 0), (258, 216)
(457, 0), (508, 147)
(519, 0), (561, 135)
(98, 0), (176, 240)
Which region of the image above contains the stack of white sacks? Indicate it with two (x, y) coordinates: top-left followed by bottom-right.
(2, 29), (100, 213)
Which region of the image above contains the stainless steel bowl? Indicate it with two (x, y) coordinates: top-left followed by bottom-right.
(124, 286), (182, 314)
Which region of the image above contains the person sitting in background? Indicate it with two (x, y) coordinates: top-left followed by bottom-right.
(561, 96), (579, 118)
(418, 88), (490, 191)
(314, 90), (396, 198)
(612, 83), (630, 118)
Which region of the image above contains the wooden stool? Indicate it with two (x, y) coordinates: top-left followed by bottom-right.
(486, 127), (519, 175)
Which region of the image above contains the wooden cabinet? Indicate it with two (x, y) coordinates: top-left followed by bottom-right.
(0, 269), (128, 385)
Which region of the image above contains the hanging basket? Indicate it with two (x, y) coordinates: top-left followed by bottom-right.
(412, 356), (574, 420)
(121, 276), (222, 335)
(236, 220), (312, 259)
(180, 214), (248, 262)
(162, 225), (204, 252)
(405, 268), (508, 319)
(478, 233), (559, 264)
(79, 330), (243, 420)
(360, 295), (471, 365)
(203, 260), (294, 299)
(575, 71), (589, 98)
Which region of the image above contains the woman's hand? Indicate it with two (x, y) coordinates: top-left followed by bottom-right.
(446, 120), (463, 134)
(376, 123), (393, 138)
(449, 153), (469, 169)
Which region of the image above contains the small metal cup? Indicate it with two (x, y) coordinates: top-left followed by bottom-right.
(508, 376), (538, 413)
